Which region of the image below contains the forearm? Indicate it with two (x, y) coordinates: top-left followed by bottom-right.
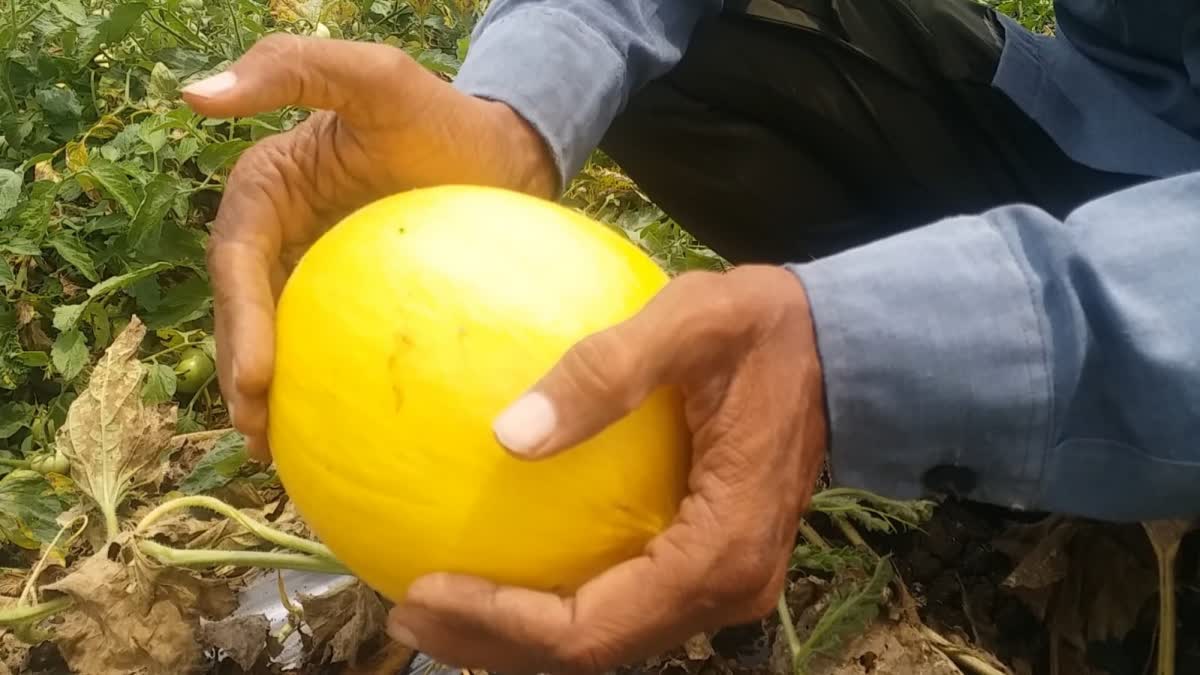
(453, 0), (721, 190)
(790, 171), (1200, 522)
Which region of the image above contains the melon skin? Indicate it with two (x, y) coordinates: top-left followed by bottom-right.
(268, 185), (692, 602)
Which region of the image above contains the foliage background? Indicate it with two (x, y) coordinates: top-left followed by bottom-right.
(0, 0), (1055, 465)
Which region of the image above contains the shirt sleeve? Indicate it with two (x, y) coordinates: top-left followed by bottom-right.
(789, 171), (1200, 523)
(452, 0), (721, 190)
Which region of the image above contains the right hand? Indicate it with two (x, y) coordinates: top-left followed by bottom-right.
(182, 35), (558, 461)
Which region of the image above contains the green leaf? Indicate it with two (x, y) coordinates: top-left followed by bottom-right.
(0, 237), (40, 256)
(50, 233), (100, 282)
(0, 169), (23, 220)
(0, 256), (14, 289)
(145, 274), (211, 329)
(791, 544), (873, 576)
(51, 329), (88, 381)
(88, 262), (174, 299)
(197, 140), (253, 175)
(52, 0), (88, 24)
(0, 470), (69, 549)
(794, 556), (894, 671)
(180, 432), (249, 494)
(149, 62), (181, 100)
(13, 351), (50, 368)
(84, 158), (139, 215)
(35, 87), (84, 121)
(141, 363), (177, 404)
(12, 181), (58, 230)
(414, 49), (461, 76)
(0, 402), (35, 439)
(152, 48), (212, 77)
(80, 2), (148, 63)
(52, 303), (87, 332)
(126, 175), (181, 251)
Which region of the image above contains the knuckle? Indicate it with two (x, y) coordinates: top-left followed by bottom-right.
(561, 331), (634, 404)
(250, 31), (302, 60)
(708, 539), (778, 605)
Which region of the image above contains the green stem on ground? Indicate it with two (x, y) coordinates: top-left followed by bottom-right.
(0, 457), (30, 469)
(831, 515), (878, 560)
(137, 540), (351, 575)
(797, 519), (829, 550)
(134, 494), (341, 564)
(0, 596), (73, 626)
(778, 593), (803, 670)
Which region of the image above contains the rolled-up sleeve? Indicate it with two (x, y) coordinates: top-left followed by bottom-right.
(452, 0), (720, 189)
(790, 171), (1200, 522)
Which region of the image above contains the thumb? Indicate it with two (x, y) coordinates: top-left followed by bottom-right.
(181, 33), (440, 121)
(492, 272), (745, 460)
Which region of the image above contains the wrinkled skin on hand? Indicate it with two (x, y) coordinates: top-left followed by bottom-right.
(182, 34), (557, 459)
(188, 34), (829, 675)
(387, 265), (829, 674)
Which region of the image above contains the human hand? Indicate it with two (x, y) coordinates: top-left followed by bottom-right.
(386, 265), (828, 674)
(182, 35), (557, 460)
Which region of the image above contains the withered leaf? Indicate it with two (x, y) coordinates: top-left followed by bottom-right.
(999, 517), (1156, 650)
(683, 633), (714, 661)
(199, 613), (271, 672)
(299, 580), (388, 666)
(43, 549), (231, 675)
(54, 317), (177, 541)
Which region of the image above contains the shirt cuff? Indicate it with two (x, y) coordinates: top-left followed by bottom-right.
(452, 7), (628, 190)
(788, 214), (1052, 511)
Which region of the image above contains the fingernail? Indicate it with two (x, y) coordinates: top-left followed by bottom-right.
(387, 622), (419, 649)
(493, 391), (556, 455)
(183, 71), (238, 98)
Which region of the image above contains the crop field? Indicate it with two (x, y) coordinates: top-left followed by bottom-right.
(0, 1), (1195, 674)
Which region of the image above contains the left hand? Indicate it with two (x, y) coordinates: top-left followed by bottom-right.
(386, 265), (829, 674)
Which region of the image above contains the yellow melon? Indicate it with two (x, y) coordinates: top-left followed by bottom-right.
(268, 185), (691, 602)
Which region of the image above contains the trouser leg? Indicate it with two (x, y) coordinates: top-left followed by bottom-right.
(598, 0), (1146, 264)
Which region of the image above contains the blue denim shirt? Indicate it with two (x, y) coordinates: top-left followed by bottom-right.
(453, 1), (1200, 522)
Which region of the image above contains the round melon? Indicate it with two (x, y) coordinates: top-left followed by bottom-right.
(268, 185), (692, 602)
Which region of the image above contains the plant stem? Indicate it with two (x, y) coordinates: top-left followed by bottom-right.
(797, 519), (829, 550)
(102, 503), (121, 544)
(777, 593), (803, 673)
(0, 596), (73, 626)
(832, 515), (878, 559)
(223, 0), (245, 53)
(1142, 520), (1194, 675)
(147, 10), (210, 51)
(137, 540), (351, 575)
(134, 494), (340, 563)
(0, 457), (31, 469)
(169, 428), (235, 446)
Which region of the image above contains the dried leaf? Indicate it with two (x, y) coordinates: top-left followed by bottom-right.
(44, 552), (203, 675)
(199, 614), (271, 672)
(54, 317), (178, 541)
(999, 518), (1156, 649)
(683, 633), (714, 661)
(299, 581), (388, 666)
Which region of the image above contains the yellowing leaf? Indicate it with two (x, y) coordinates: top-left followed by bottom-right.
(0, 470), (70, 550)
(54, 317), (177, 542)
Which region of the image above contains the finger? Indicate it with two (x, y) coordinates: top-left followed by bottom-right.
(207, 141), (307, 460)
(492, 271), (750, 460)
(181, 33), (440, 123)
(387, 513), (727, 674)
